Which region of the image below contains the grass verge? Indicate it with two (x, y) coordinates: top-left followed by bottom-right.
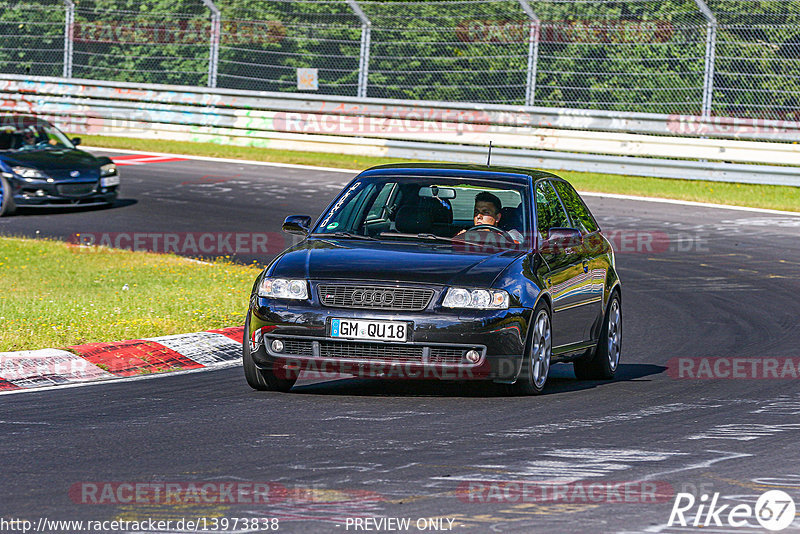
(0, 236), (259, 351)
(81, 134), (800, 213)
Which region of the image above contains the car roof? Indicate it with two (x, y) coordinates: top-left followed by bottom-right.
(358, 163), (565, 185)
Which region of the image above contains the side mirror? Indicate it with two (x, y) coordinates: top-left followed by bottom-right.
(71, 137), (81, 146)
(540, 227), (582, 253)
(282, 215), (312, 236)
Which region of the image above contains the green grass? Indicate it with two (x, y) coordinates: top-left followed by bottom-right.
(0, 237), (260, 351)
(81, 134), (800, 212)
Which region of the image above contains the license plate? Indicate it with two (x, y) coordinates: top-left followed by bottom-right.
(101, 175), (120, 187)
(330, 318), (409, 342)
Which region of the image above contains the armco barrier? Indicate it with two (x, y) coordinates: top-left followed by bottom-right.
(1, 74), (798, 186)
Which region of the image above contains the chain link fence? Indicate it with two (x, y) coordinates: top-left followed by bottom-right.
(0, 0), (66, 77)
(72, 0), (212, 86)
(712, 0), (800, 121)
(2, 0), (800, 120)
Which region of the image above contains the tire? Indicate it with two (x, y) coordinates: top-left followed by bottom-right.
(509, 302), (552, 395)
(573, 291), (621, 380)
(0, 175), (16, 217)
(242, 315), (297, 392)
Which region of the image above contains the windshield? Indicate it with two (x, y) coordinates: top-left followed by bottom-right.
(0, 122), (75, 151)
(313, 176), (529, 245)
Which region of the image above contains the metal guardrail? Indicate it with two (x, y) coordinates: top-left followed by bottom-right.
(1, 74), (798, 186)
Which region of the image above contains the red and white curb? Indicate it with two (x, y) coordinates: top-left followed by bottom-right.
(0, 327), (243, 394)
(109, 153), (190, 166)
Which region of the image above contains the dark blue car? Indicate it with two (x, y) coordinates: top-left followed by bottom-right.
(244, 163), (622, 395)
(0, 115), (119, 216)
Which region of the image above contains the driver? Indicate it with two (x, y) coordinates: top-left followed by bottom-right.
(21, 127), (37, 146)
(457, 191), (523, 243)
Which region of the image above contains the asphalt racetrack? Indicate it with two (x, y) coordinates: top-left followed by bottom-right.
(2, 150), (800, 533)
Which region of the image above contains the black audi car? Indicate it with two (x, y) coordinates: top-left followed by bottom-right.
(244, 164), (621, 395)
(0, 115), (119, 216)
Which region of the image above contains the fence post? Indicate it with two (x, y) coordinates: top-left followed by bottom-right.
(694, 0), (717, 119)
(202, 0), (221, 88)
(347, 0), (371, 98)
(517, 0), (540, 107)
(62, 0), (74, 78)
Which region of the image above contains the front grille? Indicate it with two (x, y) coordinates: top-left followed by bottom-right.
(269, 337), (477, 365)
(319, 340), (424, 362)
(429, 347), (466, 364)
(57, 183), (97, 197)
(318, 284), (434, 311)
(281, 339), (313, 356)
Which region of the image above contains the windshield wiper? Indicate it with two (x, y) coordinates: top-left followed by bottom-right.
(416, 233), (456, 243)
(326, 231), (379, 241)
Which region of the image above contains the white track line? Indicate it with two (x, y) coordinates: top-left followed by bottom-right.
(580, 192), (800, 217)
(86, 146), (799, 217)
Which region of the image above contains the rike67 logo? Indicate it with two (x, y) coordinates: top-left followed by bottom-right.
(669, 490), (797, 531)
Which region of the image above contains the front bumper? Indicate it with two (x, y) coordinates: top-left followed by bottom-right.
(9, 177), (118, 207)
(248, 290), (532, 382)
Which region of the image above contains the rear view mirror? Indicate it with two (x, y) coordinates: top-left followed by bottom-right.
(282, 215), (312, 236)
(541, 227), (582, 252)
(71, 137), (81, 146)
(419, 186), (456, 200)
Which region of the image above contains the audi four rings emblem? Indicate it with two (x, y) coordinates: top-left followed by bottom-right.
(352, 289), (395, 305)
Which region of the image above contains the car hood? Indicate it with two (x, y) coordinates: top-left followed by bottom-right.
(2, 148), (102, 179)
(269, 238), (523, 287)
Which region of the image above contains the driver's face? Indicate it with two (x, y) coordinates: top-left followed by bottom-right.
(473, 201), (500, 226)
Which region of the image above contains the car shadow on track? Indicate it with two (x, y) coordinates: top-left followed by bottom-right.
(10, 198), (137, 216)
(289, 363), (666, 397)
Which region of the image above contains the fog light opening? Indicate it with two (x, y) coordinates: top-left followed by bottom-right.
(271, 339), (284, 353)
(465, 350), (481, 363)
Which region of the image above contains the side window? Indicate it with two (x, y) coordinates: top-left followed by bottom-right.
(553, 181), (599, 234)
(535, 181), (570, 240)
(366, 182), (396, 221)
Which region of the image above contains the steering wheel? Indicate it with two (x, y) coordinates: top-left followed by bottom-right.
(463, 224), (514, 243)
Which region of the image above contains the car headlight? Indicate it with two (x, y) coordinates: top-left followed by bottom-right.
(258, 278), (309, 300)
(442, 288), (509, 310)
(100, 163), (117, 177)
(12, 166), (47, 181)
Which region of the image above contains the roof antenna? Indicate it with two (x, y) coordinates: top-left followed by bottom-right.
(486, 141), (493, 166)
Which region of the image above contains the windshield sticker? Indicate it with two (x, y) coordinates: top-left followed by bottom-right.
(326, 222), (339, 229)
(320, 181), (361, 228)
